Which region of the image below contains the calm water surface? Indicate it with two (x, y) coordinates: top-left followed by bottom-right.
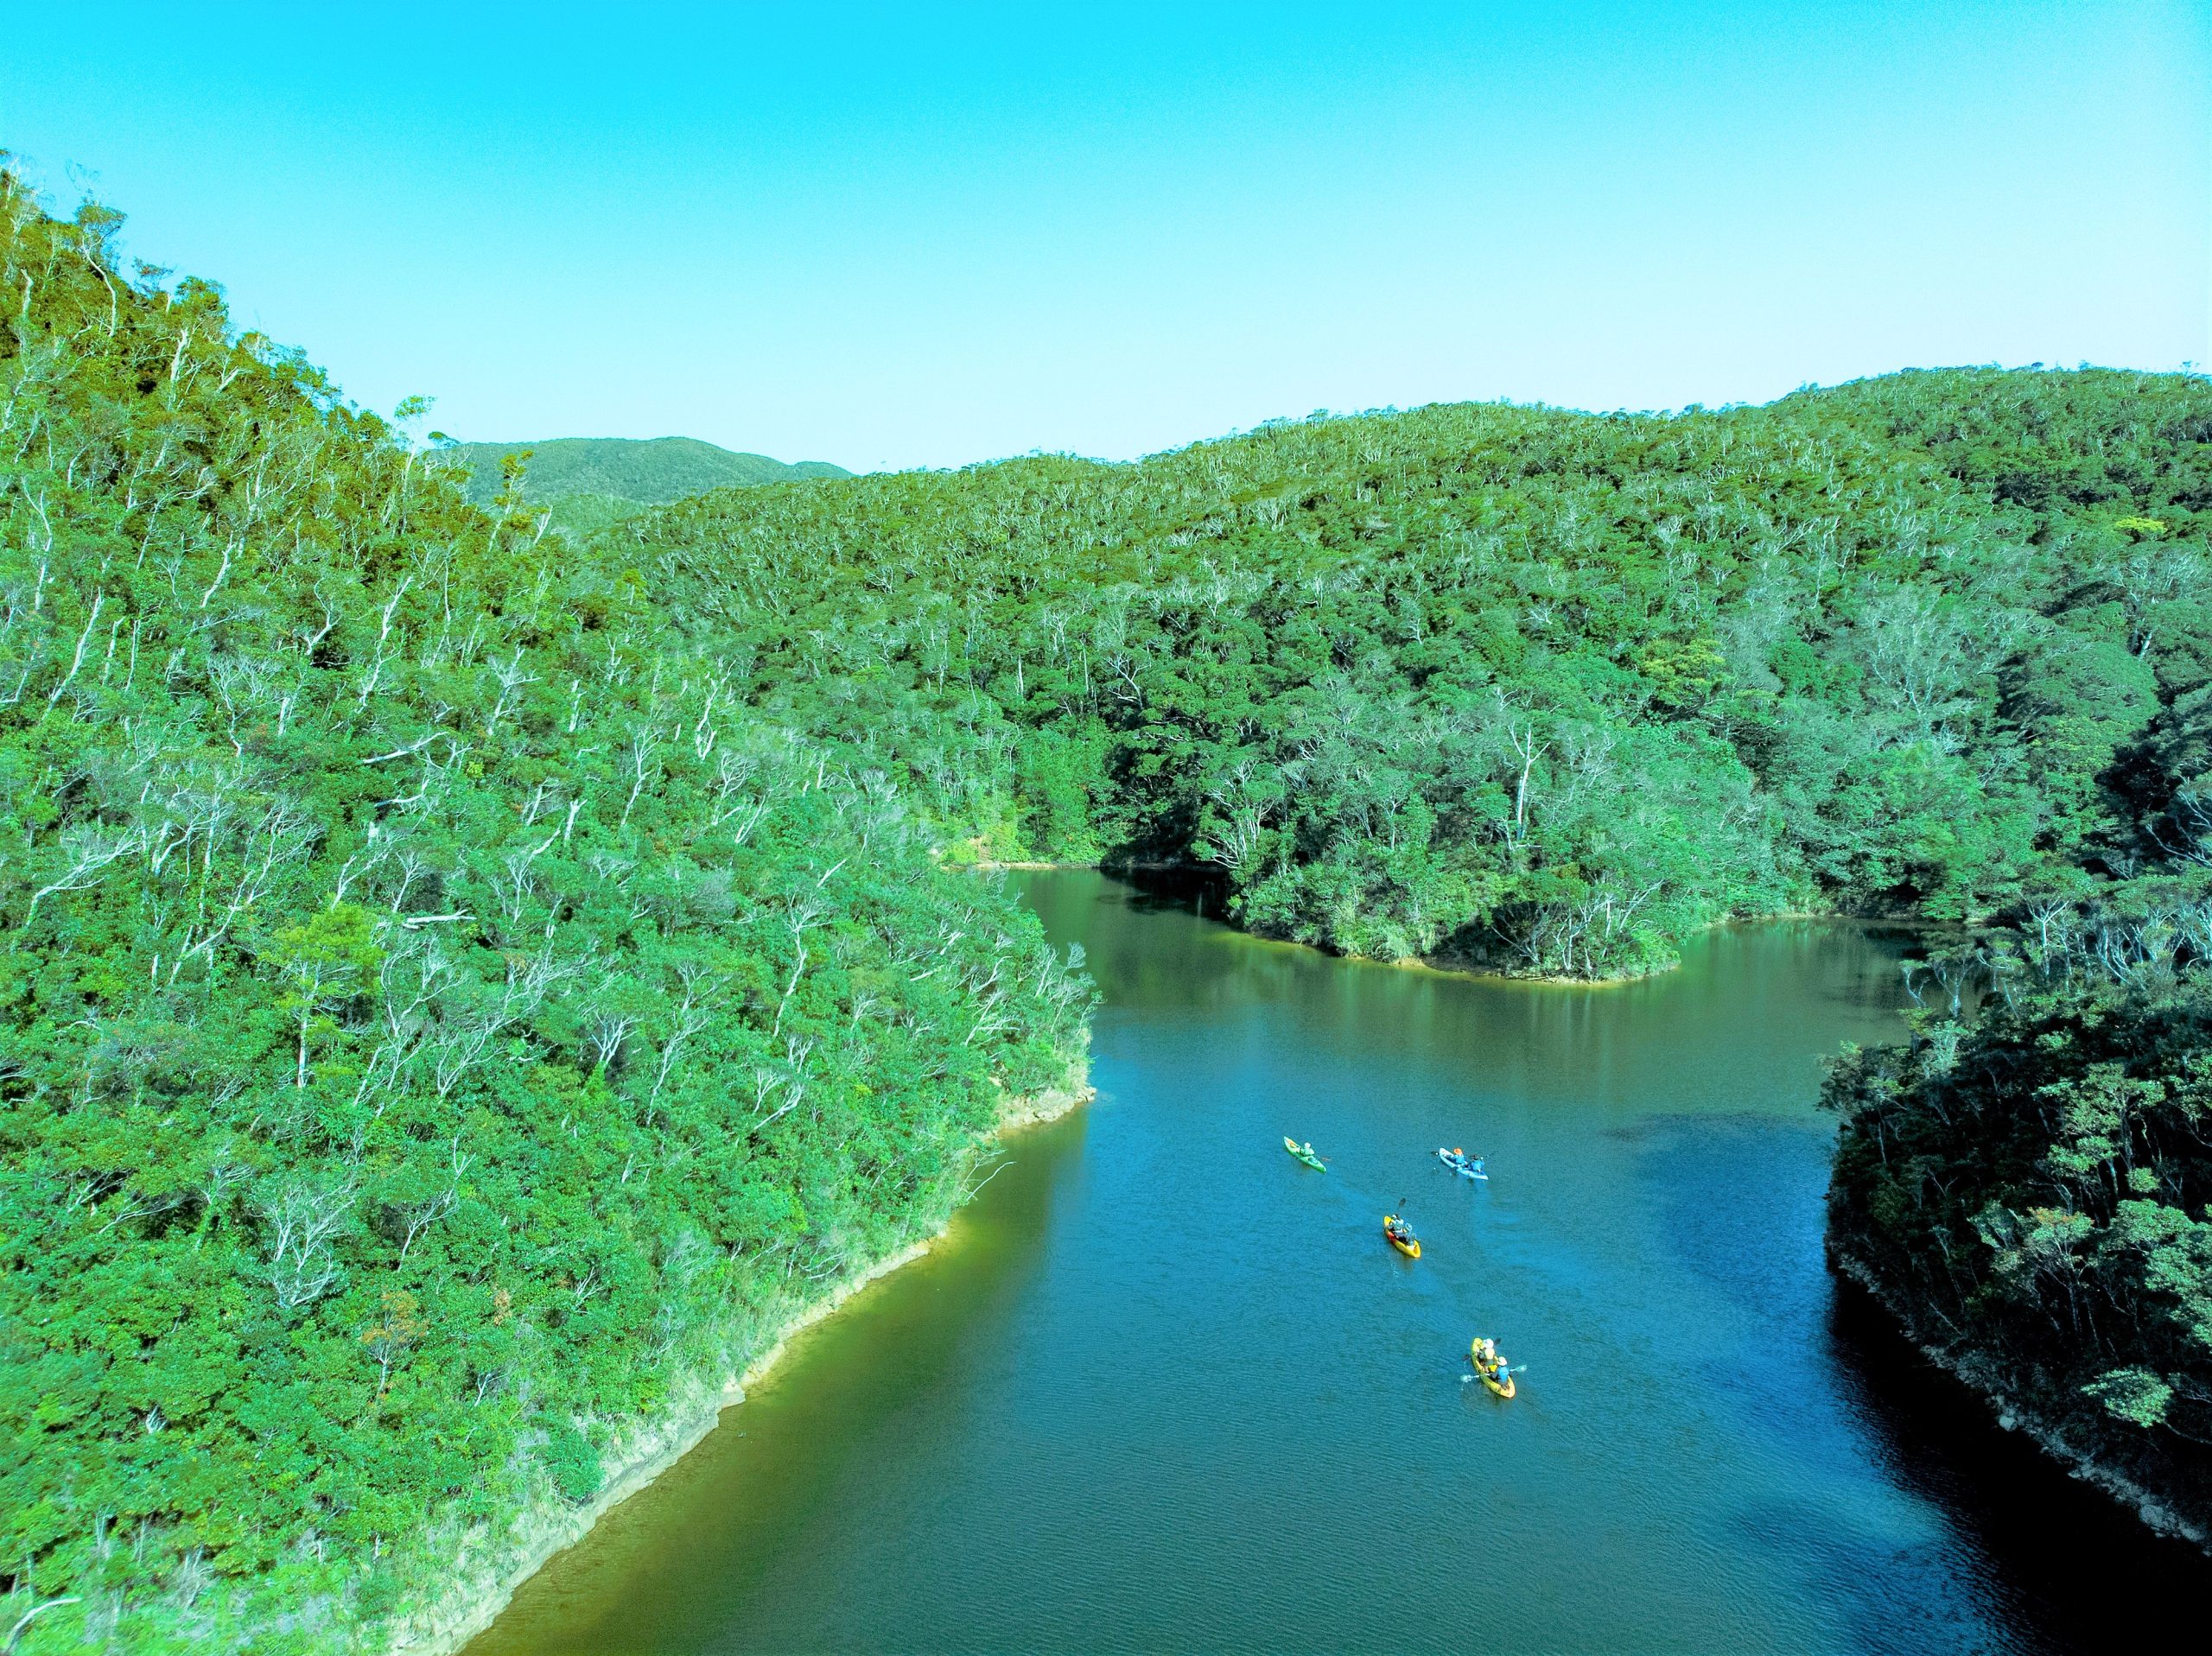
(468, 872), (2209, 1654)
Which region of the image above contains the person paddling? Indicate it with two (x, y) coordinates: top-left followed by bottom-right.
(1475, 1336), (1514, 1389)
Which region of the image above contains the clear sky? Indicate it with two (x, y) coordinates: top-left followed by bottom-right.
(3, 3), (2206, 471)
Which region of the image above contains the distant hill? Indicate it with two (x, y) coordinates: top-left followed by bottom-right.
(438, 435), (848, 507)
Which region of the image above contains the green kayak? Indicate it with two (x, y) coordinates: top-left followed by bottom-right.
(1283, 1136), (1326, 1171)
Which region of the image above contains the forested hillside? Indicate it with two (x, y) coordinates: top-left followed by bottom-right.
(0, 171), (1085, 1653)
(609, 369), (2211, 976)
(439, 436), (846, 510)
(1822, 648), (2212, 1537)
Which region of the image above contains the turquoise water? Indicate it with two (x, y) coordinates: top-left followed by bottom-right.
(467, 872), (2209, 1654)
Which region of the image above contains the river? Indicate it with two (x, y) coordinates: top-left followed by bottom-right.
(466, 871), (2210, 1653)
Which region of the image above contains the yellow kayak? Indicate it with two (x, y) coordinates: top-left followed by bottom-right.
(1383, 1215), (1421, 1259)
(1471, 1338), (1516, 1398)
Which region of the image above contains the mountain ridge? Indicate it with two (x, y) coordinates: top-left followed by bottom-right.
(439, 435), (848, 507)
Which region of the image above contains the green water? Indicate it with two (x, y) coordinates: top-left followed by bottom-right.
(467, 872), (2209, 1654)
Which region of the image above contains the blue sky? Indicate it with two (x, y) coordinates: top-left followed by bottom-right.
(3, 3), (2206, 470)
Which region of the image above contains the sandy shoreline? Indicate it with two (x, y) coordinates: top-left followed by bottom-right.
(386, 1078), (1094, 1656)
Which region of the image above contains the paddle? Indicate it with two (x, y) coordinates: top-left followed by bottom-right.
(1389, 1197), (1414, 1241)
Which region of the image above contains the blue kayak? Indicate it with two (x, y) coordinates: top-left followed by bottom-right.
(1437, 1147), (1488, 1180)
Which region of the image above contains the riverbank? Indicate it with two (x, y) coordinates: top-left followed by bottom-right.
(1236, 908), (1924, 990)
(384, 1074), (1094, 1656)
(1827, 1240), (2211, 1554)
(981, 860), (1939, 989)
(976, 857), (1683, 986)
(1416, 909), (1951, 987)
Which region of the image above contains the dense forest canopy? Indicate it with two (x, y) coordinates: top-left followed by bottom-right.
(609, 365), (2211, 976)
(0, 171), (1084, 1653)
(435, 437), (851, 553)
(1825, 952), (2212, 1538)
(1820, 628), (2212, 1533)
(437, 437), (847, 509)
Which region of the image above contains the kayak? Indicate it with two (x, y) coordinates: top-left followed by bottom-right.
(1382, 1215), (1421, 1259)
(1436, 1148), (1488, 1180)
(1470, 1338), (1517, 1399)
(1283, 1136), (1325, 1171)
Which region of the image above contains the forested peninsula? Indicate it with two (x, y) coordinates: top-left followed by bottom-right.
(4, 152), (2212, 1651)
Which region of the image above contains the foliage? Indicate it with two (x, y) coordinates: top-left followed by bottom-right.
(533, 492), (645, 542)
(1824, 959), (2212, 1530)
(0, 167), (1084, 1653)
(435, 436), (847, 510)
(605, 366), (2211, 977)
(1822, 747), (2212, 1532)
(1815, 374), (2212, 1519)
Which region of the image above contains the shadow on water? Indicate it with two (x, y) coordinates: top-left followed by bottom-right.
(1105, 861), (1229, 917)
(1823, 1279), (2210, 1655)
(1632, 1104), (2212, 1653)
